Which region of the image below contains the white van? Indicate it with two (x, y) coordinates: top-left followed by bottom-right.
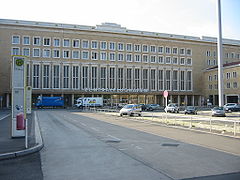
(119, 104), (142, 116)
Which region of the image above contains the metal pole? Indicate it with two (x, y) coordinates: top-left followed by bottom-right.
(25, 119), (28, 149)
(217, 0), (224, 107)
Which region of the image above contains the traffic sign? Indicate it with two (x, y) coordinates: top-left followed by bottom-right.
(163, 90), (169, 98)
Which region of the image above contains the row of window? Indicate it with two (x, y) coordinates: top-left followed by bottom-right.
(11, 35), (192, 55)
(28, 64), (192, 91)
(206, 50), (240, 59)
(12, 47), (192, 65)
(208, 82), (238, 89)
(208, 71), (237, 81)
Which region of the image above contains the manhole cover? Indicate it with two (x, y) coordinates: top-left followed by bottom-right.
(161, 143), (179, 147)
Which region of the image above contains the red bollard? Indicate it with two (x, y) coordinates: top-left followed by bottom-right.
(16, 112), (25, 130)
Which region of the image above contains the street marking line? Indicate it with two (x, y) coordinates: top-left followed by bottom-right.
(81, 123), (87, 126)
(107, 134), (121, 142)
(91, 127), (99, 132)
(0, 114), (10, 121)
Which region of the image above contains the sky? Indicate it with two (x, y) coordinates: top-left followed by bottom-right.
(1, 0), (240, 40)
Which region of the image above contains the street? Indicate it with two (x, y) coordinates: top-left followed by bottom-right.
(1, 109), (240, 180)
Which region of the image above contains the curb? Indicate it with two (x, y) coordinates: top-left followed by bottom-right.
(0, 111), (44, 160)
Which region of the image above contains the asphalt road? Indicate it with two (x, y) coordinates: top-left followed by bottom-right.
(38, 110), (240, 180)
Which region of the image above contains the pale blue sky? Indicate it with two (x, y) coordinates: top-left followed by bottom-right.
(1, 0), (239, 40)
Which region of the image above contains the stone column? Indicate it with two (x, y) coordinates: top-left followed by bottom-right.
(192, 95), (195, 106)
(71, 94), (75, 107)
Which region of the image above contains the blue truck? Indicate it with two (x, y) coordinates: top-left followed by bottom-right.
(35, 96), (64, 108)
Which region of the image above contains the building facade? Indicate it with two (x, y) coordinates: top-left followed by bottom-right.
(0, 19), (240, 107)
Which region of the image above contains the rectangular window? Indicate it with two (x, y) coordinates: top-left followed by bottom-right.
(72, 39), (80, 48)
(23, 48), (30, 56)
(91, 41), (98, 49)
(165, 56), (171, 64)
(109, 42), (115, 50)
(91, 66), (97, 89)
(173, 70), (178, 90)
(226, 82), (230, 89)
(12, 35), (20, 44)
(33, 64), (40, 88)
(53, 49), (60, 58)
(118, 43), (124, 51)
(33, 37), (41, 46)
(109, 52), (115, 61)
(134, 54), (141, 62)
(43, 49), (51, 58)
(180, 71), (185, 91)
(173, 57), (178, 64)
(233, 82), (238, 88)
(43, 37), (51, 46)
(100, 52), (107, 60)
(142, 45), (148, 52)
(186, 49), (192, 56)
(126, 54), (132, 62)
(158, 70), (164, 90)
(91, 51), (98, 60)
(23, 36), (30, 45)
(72, 50), (80, 59)
(150, 69), (156, 90)
(209, 84), (213, 90)
(53, 65), (60, 88)
(63, 66), (70, 88)
(180, 57), (185, 65)
(180, 48), (185, 55)
(142, 54), (148, 63)
(172, 47), (178, 54)
(187, 58), (192, 65)
(150, 45), (156, 53)
(233, 71), (237, 78)
(158, 56), (164, 64)
(143, 69), (148, 89)
(208, 75), (212, 81)
(82, 66), (88, 89)
(126, 43), (132, 51)
(63, 50), (70, 59)
(33, 48), (40, 57)
(165, 47), (171, 54)
(43, 65), (50, 88)
(158, 46), (164, 53)
(53, 38), (60, 47)
(72, 66), (79, 89)
(109, 67), (115, 89)
(206, 50), (211, 57)
(134, 44), (141, 52)
(166, 70), (171, 90)
(226, 72), (231, 79)
(134, 69), (140, 89)
(150, 55), (156, 63)
(82, 51), (89, 59)
(126, 68), (132, 89)
(118, 53), (124, 61)
(100, 67), (106, 89)
(63, 39), (70, 47)
(186, 71), (192, 91)
(118, 68), (124, 89)
(100, 41), (107, 50)
(12, 47), (20, 55)
(82, 40), (89, 49)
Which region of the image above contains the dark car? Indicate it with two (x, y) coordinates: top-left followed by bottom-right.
(145, 104), (160, 111)
(184, 106), (197, 115)
(139, 104), (146, 111)
(228, 104), (240, 112)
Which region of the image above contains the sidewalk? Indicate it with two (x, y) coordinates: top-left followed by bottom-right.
(0, 110), (43, 160)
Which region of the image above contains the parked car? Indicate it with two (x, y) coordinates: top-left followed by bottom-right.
(223, 103), (238, 112)
(119, 104), (142, 116)
(165, 104), (179, 113)
(184, 106), (197, 115)
(227, 104), (240, 112)
(211, 107), (226, 117)
(145, 104), (160, 111)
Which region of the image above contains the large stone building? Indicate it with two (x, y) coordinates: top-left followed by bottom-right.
(0, 19), (239, 107)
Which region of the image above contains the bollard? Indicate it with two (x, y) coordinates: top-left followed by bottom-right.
(210, 118), (212, 132)
(189, 116), (192, 129)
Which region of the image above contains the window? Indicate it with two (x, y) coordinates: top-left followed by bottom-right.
(53, 38), (60, 47)
(91, 67), (97, 89)
(43, 37), (51, 46)
(82, 51), (89, 59)
(100, 52), (107, 60)
(134, 54), (141, 62)
(213, 59), (217, 65)
(173, 70), (178, 91)
(142, 45), (148, 52)
(180, 57), (185, 65)
(23, 36), (30, 45)
(82, 66), (88, 89)
(100, 41), (107, 50)
(91, 41), (98, 49)
(173, 57), (178, 64)
(166, 70), (171, 90)
(208, 75), (212, 81)
(150, 45), (156, 53)
(118, 53), (124, 61)
(72, 39), (80, 48)
(233, 72), (237, 78)
(53, 49), (60, 58)
(109, 52), (115, 61)
(214, 74), (218, 81)
(150, 69), (156, 90)
(126, 54), (132, 62)
(33, 48), (40, 57)
(12, 35), (20, 44)
(158, 56), (164, 64)
(206, 50), (211, 57)
(63, 50), (70, 59)
(82, 40), (89, 49)
(23, 48), (30, 56)
(209, 84), (213, 90)
(12, 47), (20, 55)
(226, 72), (231, 79)
(150, 55), (156, 63)
(158, 46), (164, 54)
(172, 47), (178, 55)
(91, 51), (98, 60)
(233, 82), (238, 88)
(118, 43), (124, 51)
(134, 69), (140, 89)
(236, 54), (240, 59)
(165, 56), (171, 64)
(186, 58), (192, 65)
(207, 59), (211, 65)
(214, 84), (218, 90)
(100, 67), (106, 89)
(231, 52), (235, 59)
(43, 49), (51, 58)
(33, 37), (41, 46)
(63, 66), (70, 88)
(63, 39), (70, 47)
(134, 44), (141, 52)
(165, 47), (171, 54)
(109, 67), (115, 89)
(158, 70), (164, 90)
(142, 69), (148, 89)
(126, 68), (132, 89)
(118, 68), (124, 89)
(180, 48), (185, 55)
(186, 49), (192, 56)
(225, 53), (229, 58)
(53, 65), (60, 88)
(142, 54), (148, 63)
(180, 71), (185, 91)
(43, 65), (50, 88)
(126, 43), (132, 51)
(226, 82), (230, 89)
(72, 50), (80, 59)
(109, 42), (115, 50)
(32, 64), (40, 88)
(72, 66), (79, 89)
(186, 71), (192, 91)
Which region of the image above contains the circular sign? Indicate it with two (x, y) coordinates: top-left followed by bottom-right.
(16, 58), (24, 66)
(163, 90), (169, 98)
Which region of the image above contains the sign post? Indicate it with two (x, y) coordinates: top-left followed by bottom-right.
(26, 86), (32, 114)
(163, 90), (169, 107)
(12, 56), (26, 137)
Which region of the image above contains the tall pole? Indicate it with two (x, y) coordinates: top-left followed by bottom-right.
(217, 0), (224, 106)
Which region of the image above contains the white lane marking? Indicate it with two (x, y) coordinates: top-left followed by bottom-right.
(107, 134), (121, 141)
(119, 148), (127, 151)
(81, 123), (87, 126)
(0, 114), (11, 121)
(135, 146), (143, 150)
(91, 127), (99, 132)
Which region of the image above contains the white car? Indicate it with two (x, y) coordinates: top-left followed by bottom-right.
(212, 107), (226, 117)
(120, 104), (142, 116)
(223, 103), (238, 112)
(165, 104), (179, 113)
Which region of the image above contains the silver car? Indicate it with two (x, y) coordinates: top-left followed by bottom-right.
(211, 107), (226, 117)
(120, 104), (142, 116)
